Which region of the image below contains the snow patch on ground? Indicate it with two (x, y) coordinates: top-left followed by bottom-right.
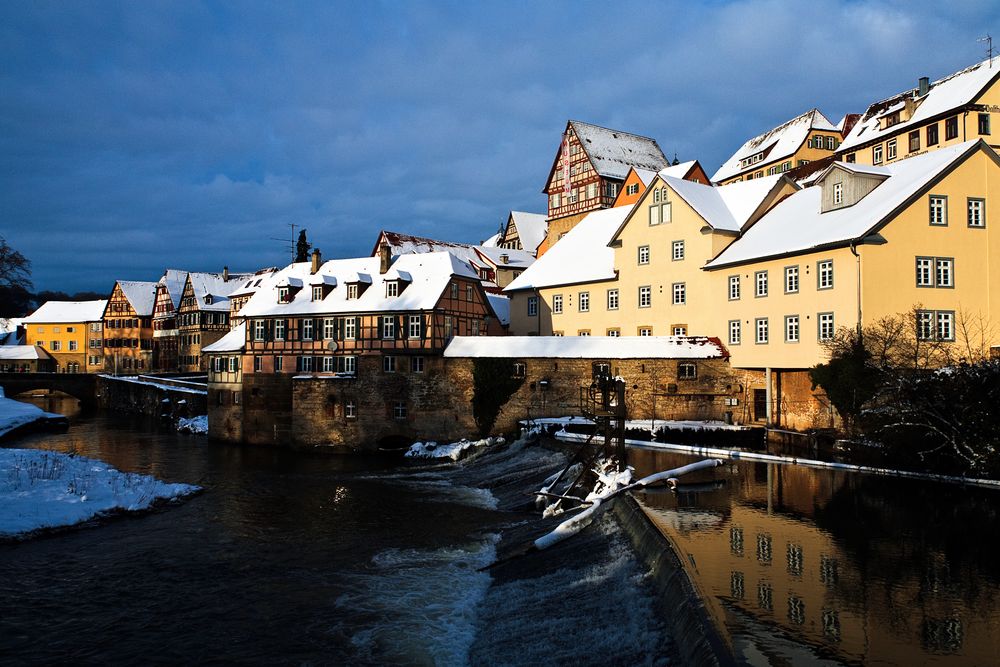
(177, 415), (208, 435)
(0, 448), (200, 538)
(0, 396), (64, 438)
(524, 415), (749, 431)
(405, 436), (504, 462)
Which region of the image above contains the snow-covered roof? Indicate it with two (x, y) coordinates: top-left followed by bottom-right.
(308, 274), (338, 286)
(508, 211), (548, 254)
(115, 281), (158, 316)
(0, 345), (51, 361)
(662, 175), (784, 233)
(504, 206), (630, 292)
(229, 268), (280, 298)
(633, 168), (658, 187)
(473, 245), (536, 270)
(712, 109), (838, 182)
(376, 230), (481, 266)
(159, 269), (189, 309)
(486, 293), (510, 326)
(444, 336), (727, 359)
(23, 300), (108, 324)
(481, 231), (501, 247)
(659, 161), (698, 179)
(383, 268), (412, 282)
(706, 141), (981, 269)
(840, 58), (1000, 153)
(185, 272), (252, 312)
(202, 323), (246, 354)
(567, 120), (669, 181)
(240, 251), (481, 317)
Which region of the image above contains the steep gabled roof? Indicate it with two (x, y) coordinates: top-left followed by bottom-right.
(115, 281), (158, 316)
(712, 109), (838, 182)
(508, 211), (548, 254)
(159, 269), (189, 309)
(706, 140), (984, 269)
(542, 120), (669, 191)
(840, 58), (1000, 153)
(23, 300), (108, 324)
(185, 271), (252, 312)
(504, 206), (630, 292)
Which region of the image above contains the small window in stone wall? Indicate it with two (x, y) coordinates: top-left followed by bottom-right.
(512, 362), (526, 378)
(678, 363), (697, 380)
(345, 400), (357, 420)
(592, 362), (611, 378)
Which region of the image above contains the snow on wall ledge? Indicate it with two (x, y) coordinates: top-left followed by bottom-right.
(0, 449), (200, 538)
(443, 335), (727, 359)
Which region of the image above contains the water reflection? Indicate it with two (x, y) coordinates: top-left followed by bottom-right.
(630, 448), (1000, 666)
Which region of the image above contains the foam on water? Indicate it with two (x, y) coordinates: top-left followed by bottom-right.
(333, 534), (499, 666)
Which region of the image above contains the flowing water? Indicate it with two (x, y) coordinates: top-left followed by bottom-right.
(0, 397), (673, 665)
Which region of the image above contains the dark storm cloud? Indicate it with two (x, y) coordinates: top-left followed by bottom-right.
(2, 0), (998, 291)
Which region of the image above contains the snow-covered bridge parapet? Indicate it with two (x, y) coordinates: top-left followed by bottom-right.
(96, 375), (207, 418)
(443, 336), (742, 432)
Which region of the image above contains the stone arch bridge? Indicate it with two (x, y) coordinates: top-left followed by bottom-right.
(0, 373), (99, 408)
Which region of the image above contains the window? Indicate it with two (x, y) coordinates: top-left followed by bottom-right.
(50, 340), (60, 351)
(755, 271), (768, 297)
(638, 245), (650, 265)
(579, 292), (590, 312)
(929, 196), (947, 225)
(728, 275), (740, 301)
(527, 296), (538, 317)
(909, 130), (920, 153)
(466, 285), (474, 301)
(254, 320), (265, 341)
(678, 363), (697, 379)
(785, 315), (800, 342)
(886, 138), (897, 161)
(274, 355), (283, 372)
(968, 198), (985, 227)
(607, 328), (620, 337)
(212, 357), (222, 373)
(649, 203), (661, 225)
(578, 330), (591, 336)
(383, 355), (396, 372)
(945, 115), (959, 140)
(312, 286), (323, 301)
(729, 320), (741, 345)
(936, 257), (954, 287)
(412, 356), (424, 373)
(338, 356), (357, 374)
(66, 326), (74, 333)
(661, 201), (671, 223)
(818, 312), (835, 341)
(755, 318), (768, 344)
(626, 183), (639, 195)
(784, 266), (799, 294)
(672, 240), (685, 261)
(586, 183), (598, 199)
(916, 257), (934, 286)
(872, 144), (883, 165)
(386, 281), (398, 298)
(817, 260), (834, 289)
(322, 356), (335, 373)
(672, 282), (686, 305)
(672, 325), (686, 336)
(979, 113), (991, 136)
(936, 311), (955, 341)
(347, 283), (358, 299)
(846, 153), (856, 163)
(254, 356), (262, 372)
(833, 182), (843, 205)
(638, 327), (652, 336)
(638, 286), (651, 308)
(345, 317), (356, 339)
(382, 316), (395, 339)
(512, 362), (526, 378)
(298, 356), (314, 372)
(274, 319), (286, 341)
(917, 310), (935, 340)
(278, 287), (289, 303)
(607, 289), (619, 310)
(927, 123), (939, 146)
(408, 315), (422, 339)
(826, 136), (836, 150)
(301, 319), (314, 340)
(229, 357), (238, 372)
(553, 294), (563, 314)
(345, 400), (357, 419)
(444, 316), (453, 339)
(323, 318), (335, 340)
(69, 340), (78, 351)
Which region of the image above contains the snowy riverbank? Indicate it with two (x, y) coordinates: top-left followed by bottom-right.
(0, 448), (200, 538)
(404, 436), (505, 461)
(0, 390), (66, 439)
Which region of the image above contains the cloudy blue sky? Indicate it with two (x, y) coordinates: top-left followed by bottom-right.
(2, 0), (998, 292)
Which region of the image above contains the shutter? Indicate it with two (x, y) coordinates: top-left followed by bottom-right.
(265, 319), (272, 341)
(396, 315), (403, 339)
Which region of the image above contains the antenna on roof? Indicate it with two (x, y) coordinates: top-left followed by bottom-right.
(268, 223), (297, 263)
(979, 34), (993, 67)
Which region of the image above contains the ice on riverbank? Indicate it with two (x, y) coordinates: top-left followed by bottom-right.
(0, 394), (64, 438)
(177, 415), (208, 435)
(0, 448), (200, 538)
(525, 415), (749, 432)
(404, 436), (504, 462)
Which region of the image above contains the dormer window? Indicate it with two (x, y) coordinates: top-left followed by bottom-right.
(386, 281), (398, 298)
(204, 295), (213, 305)
(347, 284), (358, 299)
(312, 286), (323, 301)
(278, 287), (290, 303)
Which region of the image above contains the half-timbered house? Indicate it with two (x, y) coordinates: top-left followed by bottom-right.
(102, 280), (157, 373)
(152, 269), (188, 372)
(176, 269), (251, 372)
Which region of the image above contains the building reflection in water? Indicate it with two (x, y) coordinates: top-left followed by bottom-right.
(630, 448), (1000, 665)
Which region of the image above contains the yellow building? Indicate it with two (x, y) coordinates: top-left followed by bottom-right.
(22, 300), (108, 373)
(838, 58), (1000, 167)
(712, 109), (847, 185)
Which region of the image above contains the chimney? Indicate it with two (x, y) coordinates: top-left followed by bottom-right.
(223, 266), (229, 281)
(918, 76), (930, 97)
(379, 244), (391, 274)
(311, 248), (322, 274)
(500, 253), (509, 264)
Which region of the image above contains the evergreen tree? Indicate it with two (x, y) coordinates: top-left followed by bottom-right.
(295, 229), (311, 263)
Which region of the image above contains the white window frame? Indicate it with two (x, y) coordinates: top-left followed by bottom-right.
(408, 314), (422, 339)
(672, 240), (685, 261)
(755, 271), (768, 297)
(301, 318), (314, 341)
(968, 198), (986, 227)
(382, 316), (395, 339)
(274, 319), (286, 341)
(638, 286), (651, 308)
(785, 315), (800, 343)
(817, 260), (834, 290)
(784, 266), (799, 294)
(929, 195), (947, 226)
(638, 245), (650, 265)
(607, 289), (619, 310)
(728, 275), (740, 301)
(527, 296), (538, 317)
(345, 317), (357, 340)
(553, 294), (563, 314)
(729, 320), (741, 345)
(755, 318), (769, 344)
(833, 182), (843, 205)
(672, 282), (686, 305)
(818, 312), (835, 341)
(386, 281), (398, 298)
(579, 292), (590, 312)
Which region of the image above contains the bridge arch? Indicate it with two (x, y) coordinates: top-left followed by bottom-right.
(0, 373), (99, 407)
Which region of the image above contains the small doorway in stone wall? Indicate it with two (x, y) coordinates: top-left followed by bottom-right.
(753, 389), (768, 422)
